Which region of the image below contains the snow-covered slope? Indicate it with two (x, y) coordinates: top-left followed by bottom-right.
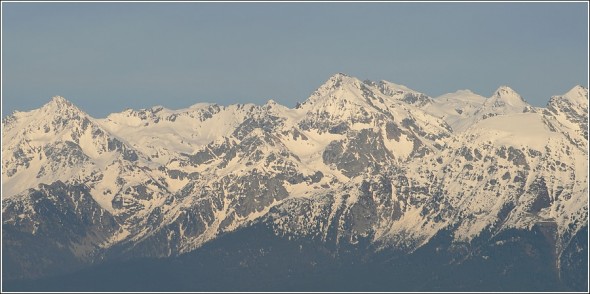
(424, 86), (536, 132)
(2, 75), (588, 283)
(425, 90), (486, 131)
(98, 103), (257, 165)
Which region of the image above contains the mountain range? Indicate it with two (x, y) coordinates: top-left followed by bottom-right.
(2, 73), (588, 291)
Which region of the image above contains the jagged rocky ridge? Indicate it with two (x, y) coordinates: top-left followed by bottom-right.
(2, 73), (588, 290)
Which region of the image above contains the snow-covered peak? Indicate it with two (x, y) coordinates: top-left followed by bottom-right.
(263, 99), (295, 115)
(46, 95), (75, 107)
(299, 73), (366, 107)
(36, 95), (87, 119)
(490, 86), (527, 105)
(150, 105), (166, 112)
(561, 85), (588, 106)
(320, 72), (362, 90)
(331, 72), (352, 80)
(423, 90), (486, 131)
(262, 99), (282, 112)
(303, 73), (432, 109)
(478, 86), (531, 115)
(4, 96), (80, 139)
(373, 80), (432, 106)
(51, 95), (69, 104)
(545, 85), (589, 143)
(426, 86), (531, 132)
(2, 96), (88, 135)
(424, 90), (487, 132)
(188, 102), (216, 110)
(457, 89), (474, 94)
(566, 84), (588, 95)
(434, 89), (486, 103)
(376, 80), (420, 96)
(547, 85), (588, 112)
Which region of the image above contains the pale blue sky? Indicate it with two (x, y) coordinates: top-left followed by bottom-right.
(2, 2), (588, 118)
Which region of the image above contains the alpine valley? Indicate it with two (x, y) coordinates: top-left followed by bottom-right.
(2, 73), (588, 291)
